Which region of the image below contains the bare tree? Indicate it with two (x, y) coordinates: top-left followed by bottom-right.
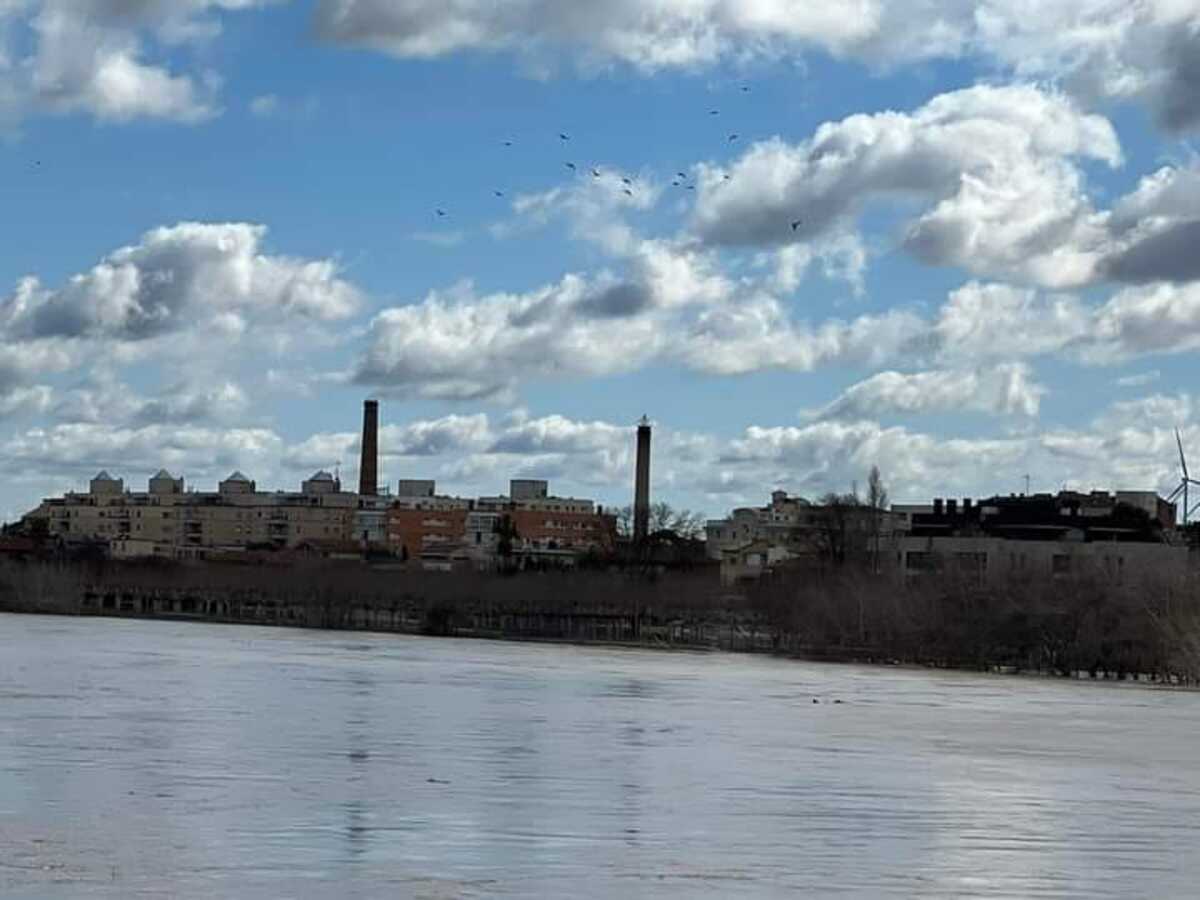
(615, 503), (705, 541)
(615, 505), (634, 539)
(649, 501), (674, 534)
(867, 466), (889, 574)
(668, 509), (707, 540)
(815, 492), (861, 567)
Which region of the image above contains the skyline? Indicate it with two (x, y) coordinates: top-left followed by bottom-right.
(3, 2), (1200, 521)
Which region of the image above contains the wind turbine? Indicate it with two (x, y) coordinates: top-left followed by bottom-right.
(1166, 429), (1200, 525)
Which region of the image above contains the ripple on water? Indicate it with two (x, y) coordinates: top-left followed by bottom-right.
(2, 613), (1200, 899)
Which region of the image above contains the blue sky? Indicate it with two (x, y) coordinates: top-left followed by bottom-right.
(2, 1), (1200, 521)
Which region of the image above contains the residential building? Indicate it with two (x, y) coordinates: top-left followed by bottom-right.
(27, 469), (616, 568)
(708, 490), (897, 582)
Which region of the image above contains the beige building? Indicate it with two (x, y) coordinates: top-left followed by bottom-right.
(708, 490), (898, 569)
(27, 469), (359, 558)
(27, 471), (612, 566)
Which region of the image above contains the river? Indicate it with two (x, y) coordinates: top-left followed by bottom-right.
(2, 613), (1199, 898)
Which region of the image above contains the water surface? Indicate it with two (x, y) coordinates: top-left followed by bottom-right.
(2, 613), (1199, 898)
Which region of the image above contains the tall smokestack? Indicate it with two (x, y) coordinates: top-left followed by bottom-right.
(634, 415), (651, 543)
(359, 399), (379, 496)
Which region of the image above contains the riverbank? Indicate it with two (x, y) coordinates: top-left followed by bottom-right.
(3, 558), (1199, 684)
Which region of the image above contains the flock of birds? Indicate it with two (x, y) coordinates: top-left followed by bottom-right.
(431, 84), (802, 233)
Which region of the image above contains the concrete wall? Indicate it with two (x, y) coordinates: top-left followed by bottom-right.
(897, 535), (1189, 587)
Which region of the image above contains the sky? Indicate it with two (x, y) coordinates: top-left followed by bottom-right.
(2, 1), (1200, 522)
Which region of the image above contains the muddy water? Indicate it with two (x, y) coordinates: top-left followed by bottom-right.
(2, 613), (1199, 898)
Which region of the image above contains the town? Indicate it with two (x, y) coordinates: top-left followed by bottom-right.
(12, 399), (1200, 591)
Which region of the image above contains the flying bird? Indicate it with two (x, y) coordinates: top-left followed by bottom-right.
(687, 185), (695, 191)
(559, 133), (570, 141)
(591, 168), (601, 177)
(723, 174), (732, 180)
(728, 133), (739, 142)
(494, 190), (504, 197)
(621, 176), (633, 185)
(741, 85), (750, 92)
(565, 162), (576, 171)
(503, 140), (513, 147)
(671, 181), (680, 187)
(709, 109), (720, 115)
(435, 209), (447, 217)
(791, 219), (803, 231)
(623, 188), (634, 196)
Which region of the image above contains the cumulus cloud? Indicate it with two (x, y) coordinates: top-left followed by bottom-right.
(931, 282), (1092, 360)
(281, 414), (493, 471)
(312, 0), (887, 71)
(354, 249), (1200, 399)
(692, 84), (1119, 288)
(721, 420), (1028, 498)
(52, 378), (249, 426)
(717, 409), (1200, 506)
(1, 1), (276, 124)
(1086, 282), (1200, 363)
(0, 385), (53, 418)
(1100, 164), (1200, 285)
(1, 422), (282, 478)
(311, 1), (1200, 132)
(811, 364), (1044, 421)
(675, 297), (926, 376)
(933, 281), (1200, 367)
(1, 222), (360, 342)
(356, 274), (667, 399)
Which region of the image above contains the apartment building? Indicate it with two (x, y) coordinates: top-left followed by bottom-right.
(29, 469), (358, 558)
(29, 470), (615, 567)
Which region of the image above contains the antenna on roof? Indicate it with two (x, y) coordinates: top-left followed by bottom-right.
(1167, 428), (1200, 525)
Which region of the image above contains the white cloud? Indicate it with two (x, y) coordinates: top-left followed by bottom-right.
(692, 84), (1119, 288)
(281, 414), (493, 471)
(0, 0), (275, 125)
(933, 280), (1200, 367)
(52, 377), (249, 426)
(1086, 282), (1200, 362)
(312, 0), (887, 71)
(2, 222), (360, 342)
(932, 282), (1092, 360)
(1102, 163), (1200, 284)
(716, 411), (1200, 506)
(0, 385), (53, 418)
(675, 295), (926, 376)
(311, 1), (1200, 131)
(1, 422), (283, 479)
(355, 274), (666, 399)
(811, 363), (1044, 421)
